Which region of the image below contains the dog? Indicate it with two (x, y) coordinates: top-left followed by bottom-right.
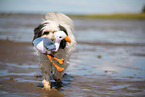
(32, 12), (76, 90)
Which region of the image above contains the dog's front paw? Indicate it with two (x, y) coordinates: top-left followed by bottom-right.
(42, 79), (51, 90)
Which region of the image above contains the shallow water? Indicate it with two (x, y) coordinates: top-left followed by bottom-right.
(0, 14), (145, 96)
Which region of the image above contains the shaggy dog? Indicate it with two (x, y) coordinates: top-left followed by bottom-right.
(32, 12), (76, 90)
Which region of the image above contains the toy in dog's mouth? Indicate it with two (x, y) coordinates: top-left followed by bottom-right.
(33, 31), (71, 72)
(50, 35), (71, 43)
(41, 32), (71, 43)
(64, 36), (71, 43)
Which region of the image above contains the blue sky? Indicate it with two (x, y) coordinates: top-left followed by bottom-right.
(0, 0), (145, 14)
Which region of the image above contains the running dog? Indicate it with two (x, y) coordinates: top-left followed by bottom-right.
(32, 12), (76, 90)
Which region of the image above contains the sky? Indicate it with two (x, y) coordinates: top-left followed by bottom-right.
(0, 0), (145, 14)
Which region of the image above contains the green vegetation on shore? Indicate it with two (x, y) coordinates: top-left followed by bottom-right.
(0, 13), (145, 19)
(68, 13), (145, 19)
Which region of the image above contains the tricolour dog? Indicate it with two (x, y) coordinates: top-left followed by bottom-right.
(32, 12), (76, 90)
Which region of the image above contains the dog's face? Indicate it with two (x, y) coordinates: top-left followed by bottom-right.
(33, 22), (68, 49)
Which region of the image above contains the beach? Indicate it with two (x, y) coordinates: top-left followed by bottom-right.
(0, 14), (145, 97)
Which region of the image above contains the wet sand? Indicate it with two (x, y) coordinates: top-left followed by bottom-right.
(0, 40), (145, 97)
(0, 40), (65, 97)
(0, 14), (145, 96)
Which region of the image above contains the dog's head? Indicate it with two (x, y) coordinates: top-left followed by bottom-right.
(33, 21), (70, 49)
(33, 12), (74, 49)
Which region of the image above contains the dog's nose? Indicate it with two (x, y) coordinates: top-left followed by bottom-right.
(51, 35), (56, 42)
(51, 39), (54, 41)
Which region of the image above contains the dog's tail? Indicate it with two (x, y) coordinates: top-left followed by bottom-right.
(44, 12), (74, 29)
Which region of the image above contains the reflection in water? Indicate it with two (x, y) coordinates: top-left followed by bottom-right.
(67, 44), (145, 80)
(37, 73), (74, 90)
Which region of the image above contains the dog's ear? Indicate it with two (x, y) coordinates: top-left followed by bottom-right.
(32, 24), (44, 41)
(59, 25), (68, 49)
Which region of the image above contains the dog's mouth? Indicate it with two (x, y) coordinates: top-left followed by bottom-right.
(51, 39), (54, 41)
(51, 39), (56, 42)
(41, 35), (55, 42)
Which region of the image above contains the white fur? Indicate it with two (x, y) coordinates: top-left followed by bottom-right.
(35, 12), (76, 90)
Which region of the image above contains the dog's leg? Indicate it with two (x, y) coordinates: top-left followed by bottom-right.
(53, 69), (63, 87)
(47, 55), (64, 72)
(42, 79), (51, 90)
(40, 53), (52, 90)
(53, 49), (70, 85)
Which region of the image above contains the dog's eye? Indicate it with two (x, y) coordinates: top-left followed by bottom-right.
(43, 31), (49, 35)
(59, 36), (62, 38)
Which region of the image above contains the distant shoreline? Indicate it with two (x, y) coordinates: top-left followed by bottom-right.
(0, 12), (145, 19)
(68, 13), (145, 19)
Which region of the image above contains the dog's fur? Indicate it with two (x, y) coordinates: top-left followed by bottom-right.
(32, 12), (76, 90)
